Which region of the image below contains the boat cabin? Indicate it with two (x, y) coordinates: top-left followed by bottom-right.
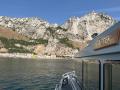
(74, 22), (120, 90)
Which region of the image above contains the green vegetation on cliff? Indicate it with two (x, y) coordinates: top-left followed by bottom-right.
(59, 37), (74, 48)
(0, 37), (48, 53)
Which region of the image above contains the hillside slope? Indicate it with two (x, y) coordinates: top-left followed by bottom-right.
(0, 26), (29, 40)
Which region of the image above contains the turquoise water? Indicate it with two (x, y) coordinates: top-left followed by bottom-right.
(0, 58), (80, 90)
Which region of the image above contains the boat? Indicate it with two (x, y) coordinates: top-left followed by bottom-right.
(74, 22), (120, 90)
(55, 71), (82, 90)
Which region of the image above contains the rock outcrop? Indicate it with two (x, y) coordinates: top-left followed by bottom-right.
(0, 17), (50, 39)
(63, 11), (116, 40)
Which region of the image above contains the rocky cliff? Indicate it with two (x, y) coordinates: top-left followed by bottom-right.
(63, 11), (116, 40)
(0, 12), (117, 57)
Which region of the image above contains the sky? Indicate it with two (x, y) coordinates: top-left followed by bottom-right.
(0, 0), (120, 24)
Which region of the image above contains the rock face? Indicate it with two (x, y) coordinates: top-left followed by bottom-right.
(34, 44), (45, 55)
(0, 12), (117, 57)
(0, 48), (8, 53)
(0, 16), (50, 39)
(63, 11), (116, 40)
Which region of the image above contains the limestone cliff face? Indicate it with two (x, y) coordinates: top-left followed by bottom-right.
(0, 12), (117, 57)
(0, 17), (50, 39)
(63, 12), (116, 40)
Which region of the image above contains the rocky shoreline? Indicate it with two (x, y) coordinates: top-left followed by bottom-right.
(0, 53), (70, 59)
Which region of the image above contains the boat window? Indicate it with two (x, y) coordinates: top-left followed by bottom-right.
(61, 78), (73, 90)
(62, 78), (68, 86)
(104, 61), (120, 90)
(103, 63), (112, 90)
(112, 61), (120, 90)
(83, 60), (100, 90)
(74, 60), (82, 82)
